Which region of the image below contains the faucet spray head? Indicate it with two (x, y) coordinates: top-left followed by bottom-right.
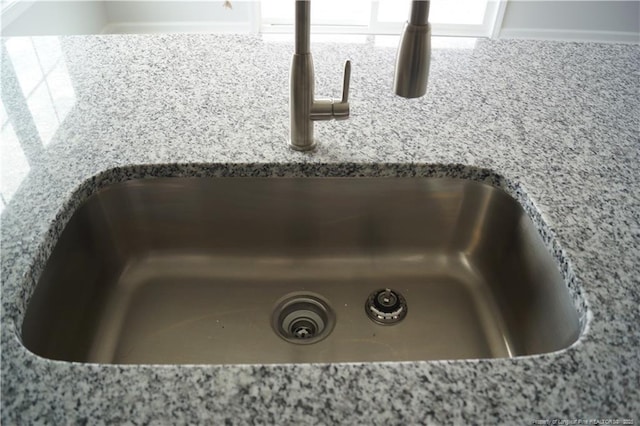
(393, 0), (431, 98)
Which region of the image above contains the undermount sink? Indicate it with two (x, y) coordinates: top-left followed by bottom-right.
(21, 177), (581, 364)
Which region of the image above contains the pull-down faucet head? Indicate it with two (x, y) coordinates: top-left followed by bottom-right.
(393, 0), (431, 98)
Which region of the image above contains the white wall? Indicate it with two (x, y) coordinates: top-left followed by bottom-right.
(1, 1), (108, 36)
(0, 1), (255, 36)
(498, 0), (640, 43)
(102, 1), (255, 34)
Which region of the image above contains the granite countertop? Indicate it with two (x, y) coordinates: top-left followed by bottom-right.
(1, 33), (638, 424)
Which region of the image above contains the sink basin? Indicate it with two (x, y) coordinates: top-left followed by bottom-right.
(21, 177), (581, 364)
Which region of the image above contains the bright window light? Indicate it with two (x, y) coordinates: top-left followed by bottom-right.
(5, 37), (76, 147)
(377, 1), (410, 23)
(261, 0), (496, 36)
(262, 0), (371, 26)
(378, 0), (487, 25)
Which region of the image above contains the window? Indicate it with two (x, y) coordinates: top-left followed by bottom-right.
(1, 0), (18, 12)
(260, 0), (505, 37)
(1, 0), (38, 32)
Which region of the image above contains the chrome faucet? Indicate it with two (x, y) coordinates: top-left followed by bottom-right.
(289, 0), (431, 151)
(289, 0), (351, 151)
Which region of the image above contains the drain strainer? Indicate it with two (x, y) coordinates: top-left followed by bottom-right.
(272, 292), (336, 345)
(365, 288), (408, 325)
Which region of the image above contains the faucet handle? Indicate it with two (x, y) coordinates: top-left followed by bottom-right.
(310, 60), (351, 121)
(333, 60), (351, 120)
(341, 60), (351, 103)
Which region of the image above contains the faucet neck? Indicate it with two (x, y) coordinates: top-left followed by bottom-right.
(295, 0), (310, 54)
(409, 0), (430, 26)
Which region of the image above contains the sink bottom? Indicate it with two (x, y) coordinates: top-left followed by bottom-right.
(89, 252), (511, 364)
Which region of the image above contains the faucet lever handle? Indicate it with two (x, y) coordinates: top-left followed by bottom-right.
(341, 60), (351, 103)
(332, 60), (351, 120)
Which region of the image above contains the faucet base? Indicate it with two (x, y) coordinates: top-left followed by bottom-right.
(289, 140), (317, 152)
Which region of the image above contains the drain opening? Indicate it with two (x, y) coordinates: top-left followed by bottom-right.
(272, 292), (335, 345)
(365, 288), (407, 325)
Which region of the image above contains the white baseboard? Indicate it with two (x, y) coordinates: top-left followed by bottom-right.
(102, 21), (254, 35)
(498, 28), (640, 44)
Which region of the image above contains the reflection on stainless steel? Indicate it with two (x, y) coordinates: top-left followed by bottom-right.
(21, 178), (581, 365)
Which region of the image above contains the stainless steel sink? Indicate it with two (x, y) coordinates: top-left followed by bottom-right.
(21, 177), (581, 364)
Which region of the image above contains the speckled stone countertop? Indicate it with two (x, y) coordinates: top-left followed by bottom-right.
(1, 33), (639, 424)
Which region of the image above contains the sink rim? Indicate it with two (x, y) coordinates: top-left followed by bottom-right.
(4, 163), (591, 365)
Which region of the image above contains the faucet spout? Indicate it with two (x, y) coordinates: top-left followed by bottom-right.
(410, 0), (430, 26)
(289, 0), (351, 151)
(294, 0), (310, 54)
(393, 0), (431, 98)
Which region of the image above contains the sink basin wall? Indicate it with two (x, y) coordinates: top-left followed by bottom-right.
(21, 177), (581, 364)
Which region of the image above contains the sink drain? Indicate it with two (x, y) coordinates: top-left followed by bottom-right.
(272, 292), (336, 345)
(365, 288), (408, 325)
